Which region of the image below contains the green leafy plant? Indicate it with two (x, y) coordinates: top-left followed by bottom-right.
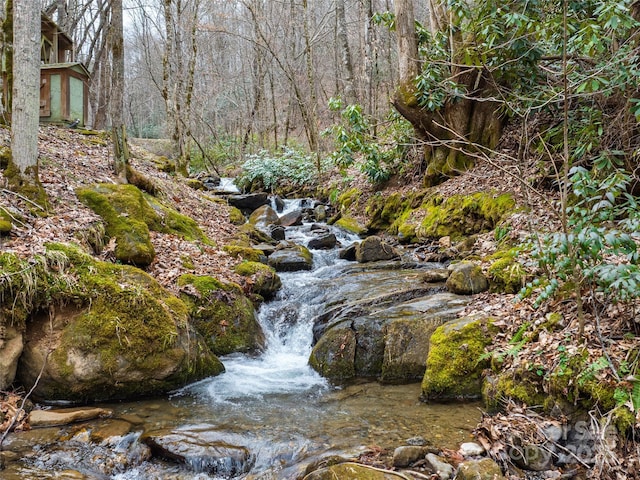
(522, 167), (640, 311)
(236, 147), (329, 192)
(324, 98), (411, 183)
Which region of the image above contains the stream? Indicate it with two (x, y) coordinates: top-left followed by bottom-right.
(1, 198), (483, 479)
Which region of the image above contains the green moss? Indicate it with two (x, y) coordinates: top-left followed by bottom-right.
(422, 316), (497, 401)
(234, 261), (282, 300)
(76, 184), (156, 265)
(365, 193), (403, 231)
(234, 261), (272, 276)
(178, 274), (264, 355)
(186, 179), (204, 190)
(145, 195), (211, 244)
(423, 147), (474, 187)
(487, 249), (526, 294)
(178, 273), (227, 294)
(223, 245), (265, 262)
(416, 192), (516, 241)
(335, 216), (367, 236)
(336, 188), (361, 211)
(180, 254), (195, 270)
(228, 206), (246, 225)
(3, 157), (50, 215)
(0, 208), (11, 234)
(309, 328), (357, 382)
(483, 370), (547, 412)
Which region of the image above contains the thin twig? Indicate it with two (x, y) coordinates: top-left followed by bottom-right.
(0, 188), (45, 211)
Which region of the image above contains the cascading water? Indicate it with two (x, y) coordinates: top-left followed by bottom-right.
(2, 199), (483, 480)
(188, 199), (355, 404)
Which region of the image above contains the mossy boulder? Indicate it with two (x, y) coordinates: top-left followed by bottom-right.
(16, 245), (223, 403)
(268, 245), (313, 272)
(380, 318), (441, 384)
(308, 328), (356, 382)
(365, 190), (426, 234)
(397, 192), (515, 242)
(234, 261), (282, 300)
(365, 192), (407, 232)
(334, 215), (368, 236)
(178, 274), (265, 356)
(487, 249), (526, 293)
(355, 236), (400, 263)
(76, 184), (157, 266)
(446, 262), (489, 295)
(223, 245), (265, 263)
(228, 206), (246, 225)
(421, 315), (496, 401)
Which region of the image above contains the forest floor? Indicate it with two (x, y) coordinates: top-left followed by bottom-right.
(1, 125), (639, 478)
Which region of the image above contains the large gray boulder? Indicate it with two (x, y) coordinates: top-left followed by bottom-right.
(308, 233), (337, 250)
(268, 245), (313, 272)
(446, 262), (489, 295)
(248, 205), (280, 228)
(355, 236), (400, 263)
(279, 210), (304, 227)
(309, 266), (468, 384)
(227, 193), (269, 212)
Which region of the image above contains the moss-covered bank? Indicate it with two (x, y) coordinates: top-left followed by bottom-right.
(8, 243), (223, 403)
(76, 183), (211, 266)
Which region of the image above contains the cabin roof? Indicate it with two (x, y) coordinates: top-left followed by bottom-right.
(41, 62), (90, 78)
(41, 12), (73, 53)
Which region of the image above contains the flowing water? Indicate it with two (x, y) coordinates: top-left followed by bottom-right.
(1, 199), (483, 479)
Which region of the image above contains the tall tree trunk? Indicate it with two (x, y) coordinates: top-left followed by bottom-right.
(11, 0), (39, 175)
(1, 0), (14, 123)
(110, 0), (128, 183)
(336, 0), (356, 104)
(302, 0), (319, 153)
(10, 0), (46, 209)
(362, 0), (375, 115)
(392, 0), (503, 186)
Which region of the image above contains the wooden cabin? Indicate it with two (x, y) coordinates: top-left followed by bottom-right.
(39, 13), (90, 128)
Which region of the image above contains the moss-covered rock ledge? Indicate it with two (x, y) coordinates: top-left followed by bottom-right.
(1, 244), (224, 403)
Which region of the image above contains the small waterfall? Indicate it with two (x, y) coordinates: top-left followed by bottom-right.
(189, 217), (358, 404)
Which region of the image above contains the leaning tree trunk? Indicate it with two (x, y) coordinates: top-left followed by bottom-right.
(392, 0), (503, 187)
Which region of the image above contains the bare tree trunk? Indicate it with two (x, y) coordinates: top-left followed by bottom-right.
(362, 0), (374, 115)
(1, 0), (14, 123)
(336, 0), (356, 104)
(162, 0), (199, 175)
(11, 0), (39, 177)
(110, 0), (128, 183)
(243, 0), (265, 151)
(302, 0), (319, 153)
